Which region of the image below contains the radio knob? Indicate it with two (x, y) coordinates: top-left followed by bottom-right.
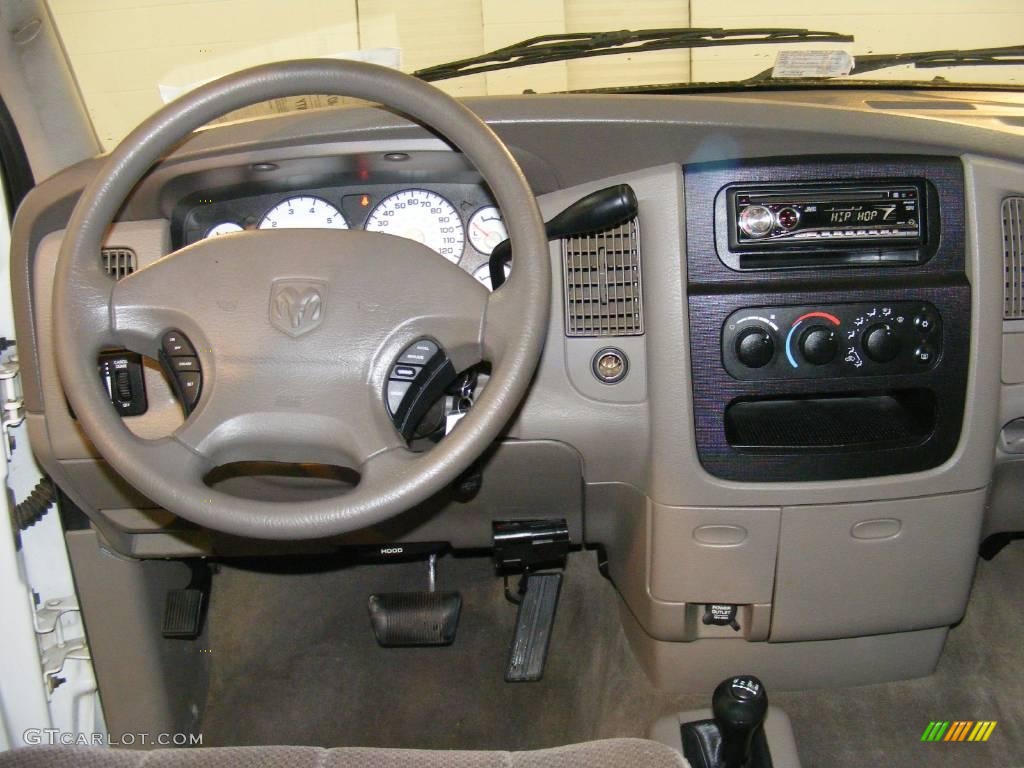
(738, 205), (774, 238)
(863, 323), (901, 363)
(735, 327), (775, 368)
(776, 207), (800, 230)
(799, 325), (837, 365)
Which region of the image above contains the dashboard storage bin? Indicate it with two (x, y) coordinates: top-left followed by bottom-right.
(769, 490), (984, 641)
(649, 503), (780, 605)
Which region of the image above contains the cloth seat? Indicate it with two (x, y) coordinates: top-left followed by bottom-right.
(0, 739), (689, 768)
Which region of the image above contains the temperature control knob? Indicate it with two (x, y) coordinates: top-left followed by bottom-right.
(735, 327), (775, 368)
(799, 325), (837, 365)
(863, 323), (900, 363)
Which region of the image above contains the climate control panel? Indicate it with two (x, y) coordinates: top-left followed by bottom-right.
(722, 301), (942, 381)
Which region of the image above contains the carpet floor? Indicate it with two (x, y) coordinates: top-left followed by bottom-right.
(201, 542), (1024, 767)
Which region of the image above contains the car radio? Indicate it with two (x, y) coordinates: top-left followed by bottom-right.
(717, 179), (938, 270)
(730, 183), (923, 245)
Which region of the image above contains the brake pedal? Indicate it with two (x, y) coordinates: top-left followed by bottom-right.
(505, 572), (562, 682)
(368, 554), (462, 647)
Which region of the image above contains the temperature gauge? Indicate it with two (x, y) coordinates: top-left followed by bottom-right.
(467, 206), (507, 255)
(472, 262), (510, 292)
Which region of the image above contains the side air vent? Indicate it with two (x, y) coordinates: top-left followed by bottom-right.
(562, 218), (643, 337)
(1003, 197), (1024, 319)
(102, 247), (137, 280)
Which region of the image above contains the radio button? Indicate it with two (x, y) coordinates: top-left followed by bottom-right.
(738, 205), (774, 238)
(735, 327), (775, 368)
(799, 326), (838, 365)
(776, 207), (800, 230)
(864, 323), (901, 363)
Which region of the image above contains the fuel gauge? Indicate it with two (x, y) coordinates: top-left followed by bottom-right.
(467, 206), (507, 255)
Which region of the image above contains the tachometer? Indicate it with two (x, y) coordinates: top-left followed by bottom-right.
(259, 196), (348, 230)
(364, 189), (465, 263)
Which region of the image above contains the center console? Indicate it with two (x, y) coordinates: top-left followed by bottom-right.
(686, 156), (968, 482)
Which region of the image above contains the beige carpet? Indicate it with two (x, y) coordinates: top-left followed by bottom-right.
(202, 542), (1024, 766)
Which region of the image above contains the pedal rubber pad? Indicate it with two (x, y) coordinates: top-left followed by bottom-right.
(506, 572), (562, 682)
(162, 589), (205, 639)
(368, 592), (462, 647)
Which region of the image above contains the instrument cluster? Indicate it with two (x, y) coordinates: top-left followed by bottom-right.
(177, 183), (508, 288)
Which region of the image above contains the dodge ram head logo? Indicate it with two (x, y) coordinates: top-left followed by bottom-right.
(269, 279), (326, 337)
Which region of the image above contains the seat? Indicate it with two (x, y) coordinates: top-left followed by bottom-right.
(0, 739), (689, 768)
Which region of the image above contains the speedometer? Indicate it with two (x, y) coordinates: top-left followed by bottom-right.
(259, 196), (348, 230)
(364, 190), (465, 263)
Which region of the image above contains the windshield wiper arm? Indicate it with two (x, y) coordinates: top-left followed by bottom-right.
(748, 43), (1024, 81)
(848, 44), (1024, 77)
(413, 27), (854, 83)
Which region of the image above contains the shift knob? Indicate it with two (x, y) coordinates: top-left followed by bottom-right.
(712, 675), (768, 768)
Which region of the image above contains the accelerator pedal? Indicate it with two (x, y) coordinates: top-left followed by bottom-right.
(368, 555), (462, 647)
(505, 572), (562, 682)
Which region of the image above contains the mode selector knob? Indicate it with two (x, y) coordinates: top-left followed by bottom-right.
(864, 323), (901, 363)
(735, 327), (775, 368)
(799, 325), (837, 365)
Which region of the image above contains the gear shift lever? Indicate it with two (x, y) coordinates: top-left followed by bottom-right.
(680, 675), (771, 768)
(713, 676), (769, 768)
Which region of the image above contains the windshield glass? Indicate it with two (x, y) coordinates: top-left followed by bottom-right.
(50, 0), (1024, 149)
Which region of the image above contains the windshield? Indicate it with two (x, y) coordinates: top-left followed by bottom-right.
(50, 0), (1024, 149)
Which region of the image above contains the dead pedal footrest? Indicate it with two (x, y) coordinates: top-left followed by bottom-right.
(505, 572), (562, 682)
(368, 592), (462, 647)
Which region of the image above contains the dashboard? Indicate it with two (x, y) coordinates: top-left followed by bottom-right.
(11, 86), (1024, 693)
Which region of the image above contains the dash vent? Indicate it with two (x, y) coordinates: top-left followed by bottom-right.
(1003, 197), (1024, 319)
(562, 218), (643, 337)
(102, 247), (137, 280)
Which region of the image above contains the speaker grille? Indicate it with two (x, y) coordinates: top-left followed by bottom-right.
(102, 247), (137, 280)
(562, 218), (643, 337)
(1003, 197), (1024, 319)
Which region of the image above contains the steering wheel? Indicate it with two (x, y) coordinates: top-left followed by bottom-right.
(53, 60), (550, 540)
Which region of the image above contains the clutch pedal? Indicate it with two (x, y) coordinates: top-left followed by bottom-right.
(368, 554), (462, 647)
(161, 561), (211, 640)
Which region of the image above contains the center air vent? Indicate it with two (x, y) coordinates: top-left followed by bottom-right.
(562, 218), (643, 337)
(102, 247), (137, 280)
(1003, 197), (1024, 319)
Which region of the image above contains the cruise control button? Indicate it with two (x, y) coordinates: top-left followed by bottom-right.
(162, 331), (196, 357)
(169, 356), (199, 372)
(390, 365), (419, 381)
(398, 340), (439, 366)
(386, 380), (412, 415)
(176, 372), (202, 407)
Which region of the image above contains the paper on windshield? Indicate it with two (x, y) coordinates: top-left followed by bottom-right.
(772, 50), (854, 78)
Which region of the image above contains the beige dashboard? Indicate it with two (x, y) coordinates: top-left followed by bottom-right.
(12, 87), (1024, 690)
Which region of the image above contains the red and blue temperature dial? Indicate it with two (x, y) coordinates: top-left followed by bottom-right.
(785, 311), (840, 368)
